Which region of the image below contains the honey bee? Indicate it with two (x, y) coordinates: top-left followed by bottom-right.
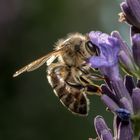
(13, 33), (103, 116)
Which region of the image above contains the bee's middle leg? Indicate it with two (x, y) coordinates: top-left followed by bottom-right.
(78, 74), (102, 95)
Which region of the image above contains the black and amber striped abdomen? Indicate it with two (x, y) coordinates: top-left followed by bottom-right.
(47, 64), (89, 116)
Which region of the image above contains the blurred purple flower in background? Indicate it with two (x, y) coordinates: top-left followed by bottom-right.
(120, 0), (140, 30)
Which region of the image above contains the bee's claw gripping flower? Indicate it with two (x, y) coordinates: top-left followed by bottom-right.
(94, 116), (114, 140)
(88, 31), (120, 80)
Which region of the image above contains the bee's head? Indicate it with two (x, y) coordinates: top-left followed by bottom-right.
(67, 35), (85, 52)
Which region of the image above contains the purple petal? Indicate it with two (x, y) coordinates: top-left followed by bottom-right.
(88, 31), (120, 67)
(88, 31), (121, 81)
(88, 56), (110, 68)
(94, 116), (113, 140)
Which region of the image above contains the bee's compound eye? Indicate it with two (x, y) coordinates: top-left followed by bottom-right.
(86, 41), (99, 55)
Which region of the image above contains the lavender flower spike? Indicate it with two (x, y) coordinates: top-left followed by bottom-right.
(88, 31), (120, 81)
(94, 116), (113, 140)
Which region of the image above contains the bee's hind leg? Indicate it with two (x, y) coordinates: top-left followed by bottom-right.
(83, 84), (101, 96)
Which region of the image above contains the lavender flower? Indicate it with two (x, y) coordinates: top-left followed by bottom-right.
(88, 31), (120, 81)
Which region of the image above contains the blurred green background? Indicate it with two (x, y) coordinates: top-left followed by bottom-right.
(0, 0), (129, 140)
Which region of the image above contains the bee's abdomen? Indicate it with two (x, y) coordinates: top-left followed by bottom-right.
(47, 65), (89, 116)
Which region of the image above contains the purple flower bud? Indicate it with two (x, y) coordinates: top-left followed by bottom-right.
(111, 31), (133, 60)
(94, 116), (113, 140)
(111, 31), (136, 73)
(101, 94), (119, 112)
(111, 78), (132, 106)
(132, 34), (140, 67)
(132, 88), (140, 114)
(88, 31), (120, 80)
(119, 50), (136, 72)
(120, 0), (140, 29)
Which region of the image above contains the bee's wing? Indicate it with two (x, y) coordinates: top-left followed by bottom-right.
(13, 49), (63, 77)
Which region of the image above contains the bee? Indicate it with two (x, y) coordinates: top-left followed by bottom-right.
(13, 33), (103, 116)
